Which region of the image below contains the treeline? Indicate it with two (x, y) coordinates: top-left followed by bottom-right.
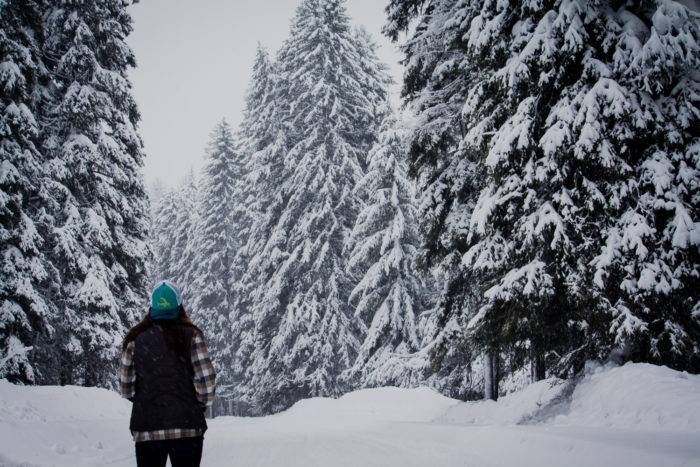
(153, 0), (700, 416)
(151, 0), (434, 415)
(0, 1), (149, 385)
(384, 0), (700, 397)
(3, 0), (697, 415)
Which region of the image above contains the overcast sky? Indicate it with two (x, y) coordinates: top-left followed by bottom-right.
(127, 0), (403, 189)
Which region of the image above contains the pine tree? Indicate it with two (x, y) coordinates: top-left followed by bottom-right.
(225, 45), (282, 411)
(383, 0), (489, 397)
(187, 120), (241, 392)
(150, 173), (200, 288)
(240, 45), (287, 288)
(161, 171), (199, 290)
(345, 109), (425, 388)
(239, 48), (292, 414)
(590, 1), (700, 371)
(351, 27), (392, 168)
(236, 45), (278, 312)
(456, 0), (614, 381)
(0, 0), (52, 383)
(460, 0), (700, 376)
(151, 190), (179, 281)
(386, 0), (700, 396)
(42, 0), (150, 386)
(233, 45), (274, 287)
(246, 0), (389, 413)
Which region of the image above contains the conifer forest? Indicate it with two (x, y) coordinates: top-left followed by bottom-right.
(1, 0), (699, 427)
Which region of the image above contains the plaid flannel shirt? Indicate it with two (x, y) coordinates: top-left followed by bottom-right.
(119, 330), (216, 442)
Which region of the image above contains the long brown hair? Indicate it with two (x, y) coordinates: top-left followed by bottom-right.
(122, 306), (203, 362)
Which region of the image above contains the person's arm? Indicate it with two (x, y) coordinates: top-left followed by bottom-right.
(191, 331), (216, 409)
(119, 341), (136, 402)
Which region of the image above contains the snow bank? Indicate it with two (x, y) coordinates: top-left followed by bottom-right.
(283, 386), (457, 423)
(553, 362), (700, 432)
(438, 377), (571, 426)
(0, 379), (133, 467)
(0, 379), (131, 422)
(1, 363), (698, 467)
(438, 362), (700, 433)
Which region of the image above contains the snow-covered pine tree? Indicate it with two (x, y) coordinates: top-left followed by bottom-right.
(383, 0), (426, 42)
(233, 45), (275, 286)
(345, 108), (425, 388)
(148, 178), (166, 206)
(383, 0), (489, 398)
(387, 0), (700, 392)
(42, 0), (150, 386)
(169, 170), (200, 290)
(460, 0), (700, 377)
(187, 120), (241, 393)
(0, 0), (52, 383)
(223, 45), (284, 412)
(240, 45), (288, 294)
(149, 171), (199, 311)
(146, 179), (169, 286)
(151, 190), (179, 282)
(351, 27), (392, 168)
(237, 45), (278, 282)
(238, 51), (293, 415)
(246, 0), (388, 414)
(456, 0), (617, 382)
(590, 1), (700, 371)
(391, 0), (618, 390)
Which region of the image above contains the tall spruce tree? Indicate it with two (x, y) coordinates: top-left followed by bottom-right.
(188, 120), (241, 392)
(246, 0), (388, 414)
(239, 49), (292, 414)
(170, 170), (200, 289)
(226, 45), (284, 411)
(237, 46), (278, 289)
(351, 27), (393, 168)
(589, 1), (700, 371)
(41, 0), (150, 386)
(233, 45), (275, 298)
(151, 190), (179, 281)
(386, 0), (700, 399)
(0, 0), (52, 383)
(151, 173), (199, 299)
(456, 0), (621, 382)
(345, 109), (425, 388)
(384, 0), (489, 397)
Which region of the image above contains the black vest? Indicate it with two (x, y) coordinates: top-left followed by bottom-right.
(129, 325), (207, 432)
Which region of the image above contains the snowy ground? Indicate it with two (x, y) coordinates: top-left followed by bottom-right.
(1, 363), (699, 467)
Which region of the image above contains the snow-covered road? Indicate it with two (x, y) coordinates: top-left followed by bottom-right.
(198, 418), (699, 467)
(8, 414), (698, 467)
(2, 364), (700, 467)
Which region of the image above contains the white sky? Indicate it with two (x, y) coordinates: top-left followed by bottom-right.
(127, 0), (403, 189)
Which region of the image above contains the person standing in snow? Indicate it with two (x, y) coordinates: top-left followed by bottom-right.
(119, 281), (216, 467)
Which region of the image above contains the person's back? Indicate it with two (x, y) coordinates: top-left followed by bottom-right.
(120, 281), (216, 467)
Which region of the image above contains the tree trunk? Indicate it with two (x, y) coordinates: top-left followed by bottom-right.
(483, 352), (500, 400)
(530, 352), (546, 382)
